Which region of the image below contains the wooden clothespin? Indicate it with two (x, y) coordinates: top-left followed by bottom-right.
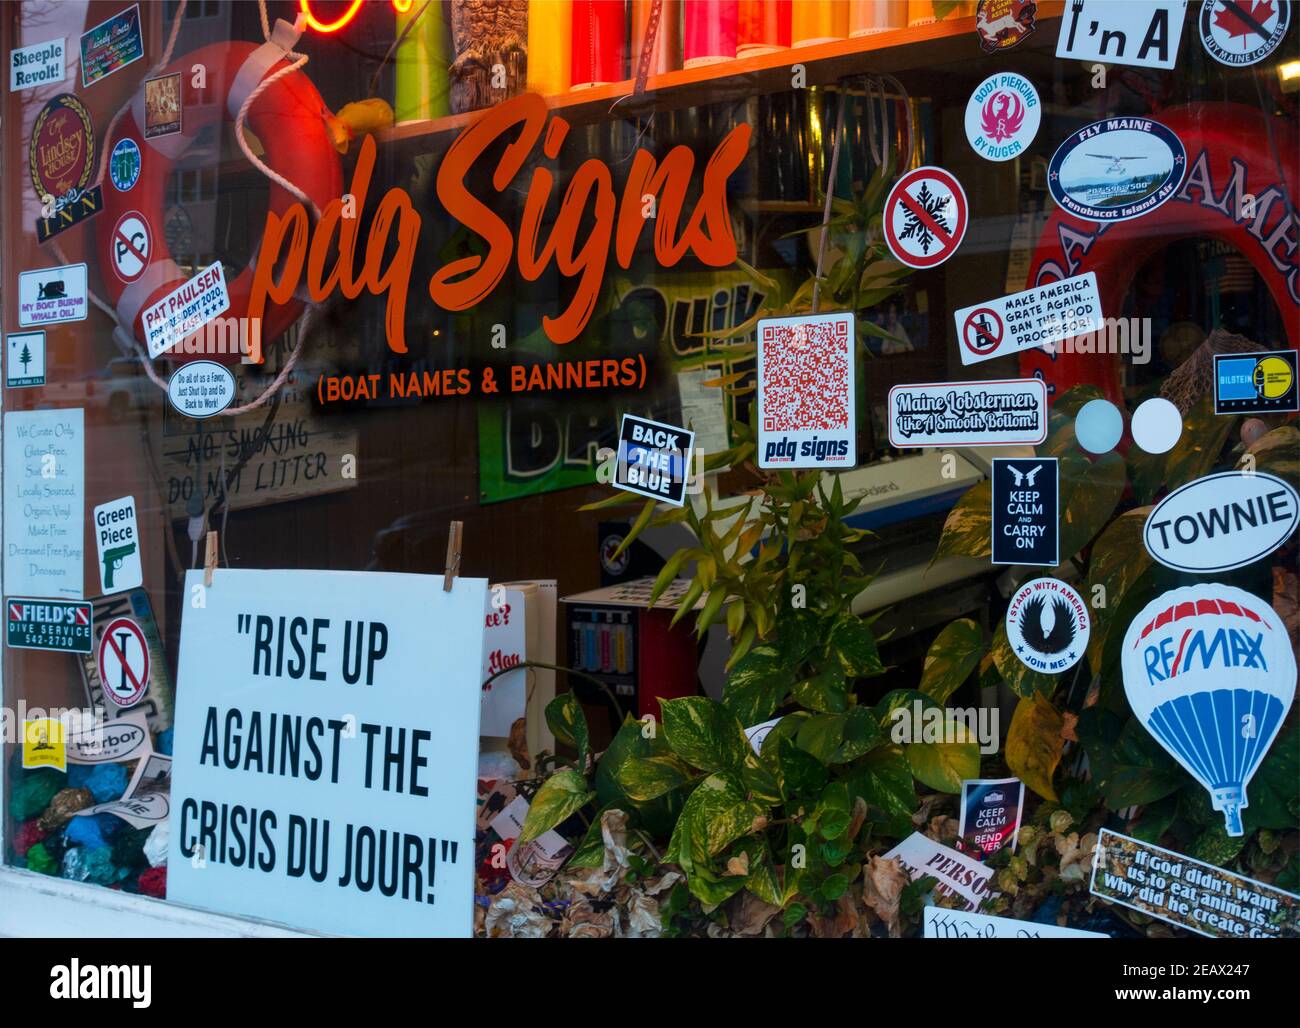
(204, 531), (218, 587)
(443, 520), (463, 592)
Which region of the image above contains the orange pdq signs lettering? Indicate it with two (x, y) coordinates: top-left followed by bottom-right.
(248, 92), (750, 353)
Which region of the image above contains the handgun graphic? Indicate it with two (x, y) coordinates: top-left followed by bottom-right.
(101, 542), (136, 588)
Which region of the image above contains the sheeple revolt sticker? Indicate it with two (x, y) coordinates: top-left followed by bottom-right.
(757, 312), (856, 469)
(9, 37), (65, 91)
(992, 457), (1058, 566)
(615, 414), (694, 506)
(1006, 578), (1090, 674)
(965, 72), (1040, 162)
(1121, 584), (1296, 837)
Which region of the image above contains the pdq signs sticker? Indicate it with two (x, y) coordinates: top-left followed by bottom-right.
(1048, 117), (1186, 223)
(1122, 584), (1296, 837)
(1005, 578), (1090, 675)
(965, 72), (1040, 162)
(1200, 0), (1290, 66)
(1143, 471), (1299, 573)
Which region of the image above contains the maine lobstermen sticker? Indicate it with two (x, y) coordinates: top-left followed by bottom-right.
(1006, 578), (1090, 674)
(888, 380), (1047, 447)
(1200, 0), (1290, 67)
(965, 72), (1040, 162)
(1143, 471), (1299, 573)
(1048, 117), (1186, 223)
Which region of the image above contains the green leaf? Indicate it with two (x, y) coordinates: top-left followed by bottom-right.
(906, 713), (981, 794)
(661, 696), (750, 773)
(1130, 397), (1235, 505)
(796, 713), (846, 764)
(932, 480), (992, 563)
(668, 772), (764, 896)
(846, 746), (915, 838)
(545, 693), (589, 770)
(1129, 794), (1179, 845)
(594, 716), (684, 836)
(1243, 725), (1299, 832)
(1079, 709), (1184, 810)
(1188, 823), (1248, 866)
(741, 750), (782, 807)
(778, 737), (828, 799)
(759, 711), (808, 759)
(834, 705), (884, 762)
(723, 645), (797, 725)
(989, 616), (1060, 699)
(1246, 425), (1300, 480)
(815, 781), (853, 840)
(1005, 693), (1063, 801)
(615, 754), (696, 802)
(610, 498), (659, 561)
(828, 612), (883, 678)
(919, 618), (985, 704)
(793, 666), (848, 713)
(567, 804), (614, 868)
(519, 770), (594, 843)
(1058, 450), (1127, 560)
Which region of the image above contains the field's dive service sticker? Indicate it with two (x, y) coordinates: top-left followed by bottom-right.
(1048, 117), (1186, 223)
(6, 598), (93, 653)
(1005, 578), (1089, 674)
(1143, 471), (1299, 573)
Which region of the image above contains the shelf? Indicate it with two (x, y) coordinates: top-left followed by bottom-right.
(377, 2), (1065, 149)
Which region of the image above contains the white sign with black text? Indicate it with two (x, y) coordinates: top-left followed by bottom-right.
(167, 568), (488, 937)
(615, 414), (695, 506)
(1057, 1), (1189, 69)
(924, 907), (1107, 938)
(18, 263), (88, 327)
(888, 380), (1047, 447)
(955, 273), (1102, 366)
(93, 496), (143, 595)
(9, 37), (65, 91)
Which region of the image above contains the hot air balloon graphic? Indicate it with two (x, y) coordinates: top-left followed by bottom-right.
(1121, 584), (1296, 837)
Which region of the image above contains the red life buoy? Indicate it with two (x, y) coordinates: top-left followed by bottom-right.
(96, 21), (342, 364)
(1021, 103), (1299, 405)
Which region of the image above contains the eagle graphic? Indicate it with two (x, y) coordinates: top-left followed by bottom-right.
(1018, 594), (1075, 654)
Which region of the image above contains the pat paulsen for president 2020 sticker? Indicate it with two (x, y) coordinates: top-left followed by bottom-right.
(1049, 117), (1186, 223)
(965, 72), (1040, 162)
(615, 414), (694, 507)
(1006, 578), (1090, 675)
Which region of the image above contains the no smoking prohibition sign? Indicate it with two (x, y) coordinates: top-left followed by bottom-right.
(884, 166), (969, 269)
(111, 210), (150, 282)
(97, 615), (150, 707)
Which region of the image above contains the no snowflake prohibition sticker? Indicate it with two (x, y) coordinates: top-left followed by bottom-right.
(883, 166), (969, 269)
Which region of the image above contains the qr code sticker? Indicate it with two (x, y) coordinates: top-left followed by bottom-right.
(760, 317), (851, 432)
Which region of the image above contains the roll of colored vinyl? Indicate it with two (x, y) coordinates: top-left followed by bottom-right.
(394, 0), (450, 121)
(632, 0), (681, 78)
(684, 0), (739, 67)
(527, 0), (572, 94)
(572, 0), (628, 88)
(737, 0), (791, 55)
(792, 0), (849, 46)
(849, 0), (907, 36)
(909, 0), (976, 26)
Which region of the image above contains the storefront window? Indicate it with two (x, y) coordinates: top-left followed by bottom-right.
(2, 0), (1297, 941)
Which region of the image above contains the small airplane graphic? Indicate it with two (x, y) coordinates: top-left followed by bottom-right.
(1087, 153), (1147, 175)
(1009, 464), (1043, 488)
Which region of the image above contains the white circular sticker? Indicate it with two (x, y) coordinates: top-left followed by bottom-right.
(1005, 579), (1090, 675)
(1200, 0), (1290, 66)
(167, 361), (236, 419)
(965, 72), (1041, 162)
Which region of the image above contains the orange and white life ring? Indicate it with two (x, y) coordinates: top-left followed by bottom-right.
(95, 20), (342, 363)
(1021, 102), (1299, 405)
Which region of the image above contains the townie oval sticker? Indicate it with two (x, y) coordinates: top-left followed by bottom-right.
(167, 360), (235, 418)
(1048, 116), (1186, 222)
(1144, 471), (1300, 573)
